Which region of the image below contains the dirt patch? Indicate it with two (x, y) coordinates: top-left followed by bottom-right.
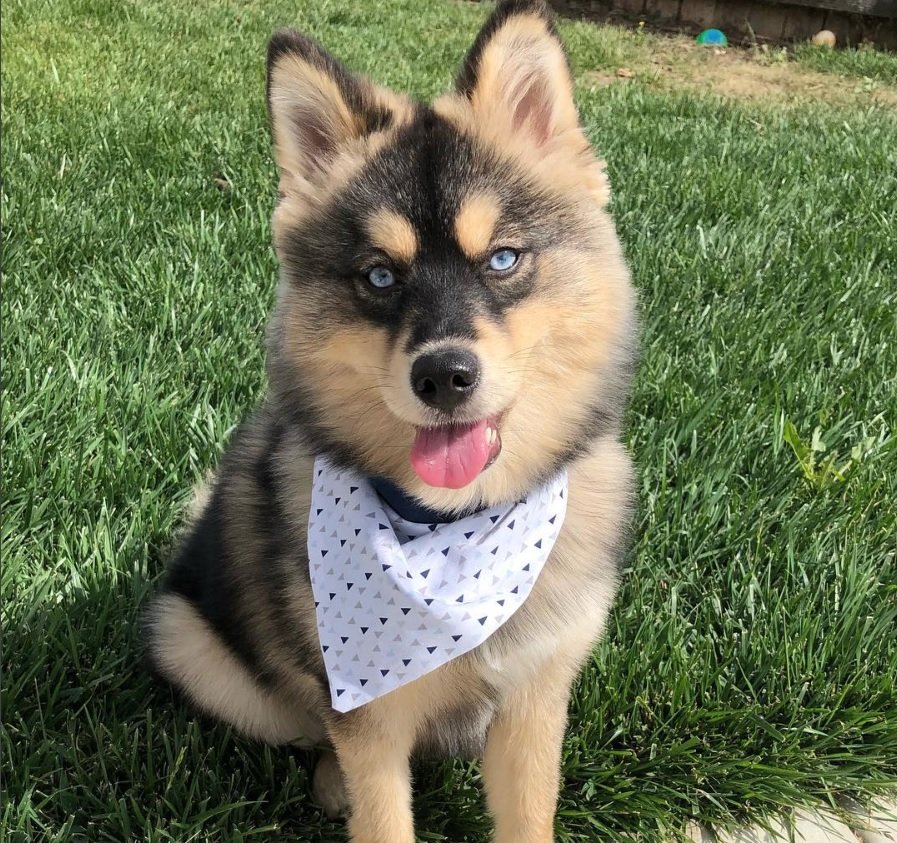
(581, 38), (897, 107)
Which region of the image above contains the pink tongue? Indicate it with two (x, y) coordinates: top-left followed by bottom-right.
(411, 420), (491, 489)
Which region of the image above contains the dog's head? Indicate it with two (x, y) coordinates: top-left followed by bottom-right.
(266, 0), (636, 512)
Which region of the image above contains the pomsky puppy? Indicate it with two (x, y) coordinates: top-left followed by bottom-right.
(144, 1), (638, 840)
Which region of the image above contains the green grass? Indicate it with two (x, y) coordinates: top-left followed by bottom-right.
(794, 42), (897, 84)
(3, 1), (896, 840)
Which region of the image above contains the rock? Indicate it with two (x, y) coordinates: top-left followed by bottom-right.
(812, 30), (837, 47)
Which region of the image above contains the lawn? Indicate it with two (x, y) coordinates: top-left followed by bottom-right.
(2, 0), (896, 840)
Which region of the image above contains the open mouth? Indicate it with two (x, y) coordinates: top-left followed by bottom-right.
(410, 416), (503, 489)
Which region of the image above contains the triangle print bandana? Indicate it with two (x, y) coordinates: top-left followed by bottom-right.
(308, 457), (568, 712)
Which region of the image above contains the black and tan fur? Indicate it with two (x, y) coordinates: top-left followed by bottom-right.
(144, 1), (638, 839)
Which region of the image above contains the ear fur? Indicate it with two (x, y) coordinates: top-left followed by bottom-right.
(455, 0), (580, 149)
(266, 30), (403, 189)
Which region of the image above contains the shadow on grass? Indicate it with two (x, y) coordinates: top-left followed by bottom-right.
(2, 553), (494, 841)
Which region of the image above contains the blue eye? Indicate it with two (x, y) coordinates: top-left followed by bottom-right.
(489, 248), (519, 272)
(367, 266), (395, 289)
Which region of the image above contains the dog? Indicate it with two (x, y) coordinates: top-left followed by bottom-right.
(143, 1), (638, 840)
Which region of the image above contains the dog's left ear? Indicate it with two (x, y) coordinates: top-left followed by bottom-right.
(455, 0), (579, 150)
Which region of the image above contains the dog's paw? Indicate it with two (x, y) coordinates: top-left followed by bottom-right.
(312, 749), (349, 819)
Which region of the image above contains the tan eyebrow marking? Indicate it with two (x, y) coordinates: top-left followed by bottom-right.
(455, 192), (501, 259)
(364, 209), (418, 263)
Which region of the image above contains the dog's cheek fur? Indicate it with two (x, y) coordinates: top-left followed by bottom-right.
(512, 243), (637, 438)
(470, 317), (525, 414)
(454, 237), (636, 508)
(270, 282), (417, 475)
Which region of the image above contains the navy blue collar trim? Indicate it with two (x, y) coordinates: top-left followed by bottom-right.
(369, 476), (486, 525)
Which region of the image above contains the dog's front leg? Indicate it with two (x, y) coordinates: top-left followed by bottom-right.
(482, 660), (574, 843)
(329, 710), (415, 843)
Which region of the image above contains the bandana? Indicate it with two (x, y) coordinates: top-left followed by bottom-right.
(308, 457), (568, 712)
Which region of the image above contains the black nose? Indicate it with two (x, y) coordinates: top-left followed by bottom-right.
(411, 348), (481, 412)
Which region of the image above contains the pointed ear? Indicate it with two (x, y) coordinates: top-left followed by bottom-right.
(266, 30), (400, 187)
(455, 0), (579, 149)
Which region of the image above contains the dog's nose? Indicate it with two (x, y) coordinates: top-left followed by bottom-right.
(411, 348), (480, 412)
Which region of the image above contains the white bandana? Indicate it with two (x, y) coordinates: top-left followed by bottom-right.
(308, 457), (568, 712)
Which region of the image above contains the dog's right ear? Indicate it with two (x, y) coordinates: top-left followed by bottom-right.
(266, 30), (399, 190)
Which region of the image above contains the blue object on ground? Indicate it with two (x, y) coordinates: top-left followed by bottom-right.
(696, 28), (728, 46)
